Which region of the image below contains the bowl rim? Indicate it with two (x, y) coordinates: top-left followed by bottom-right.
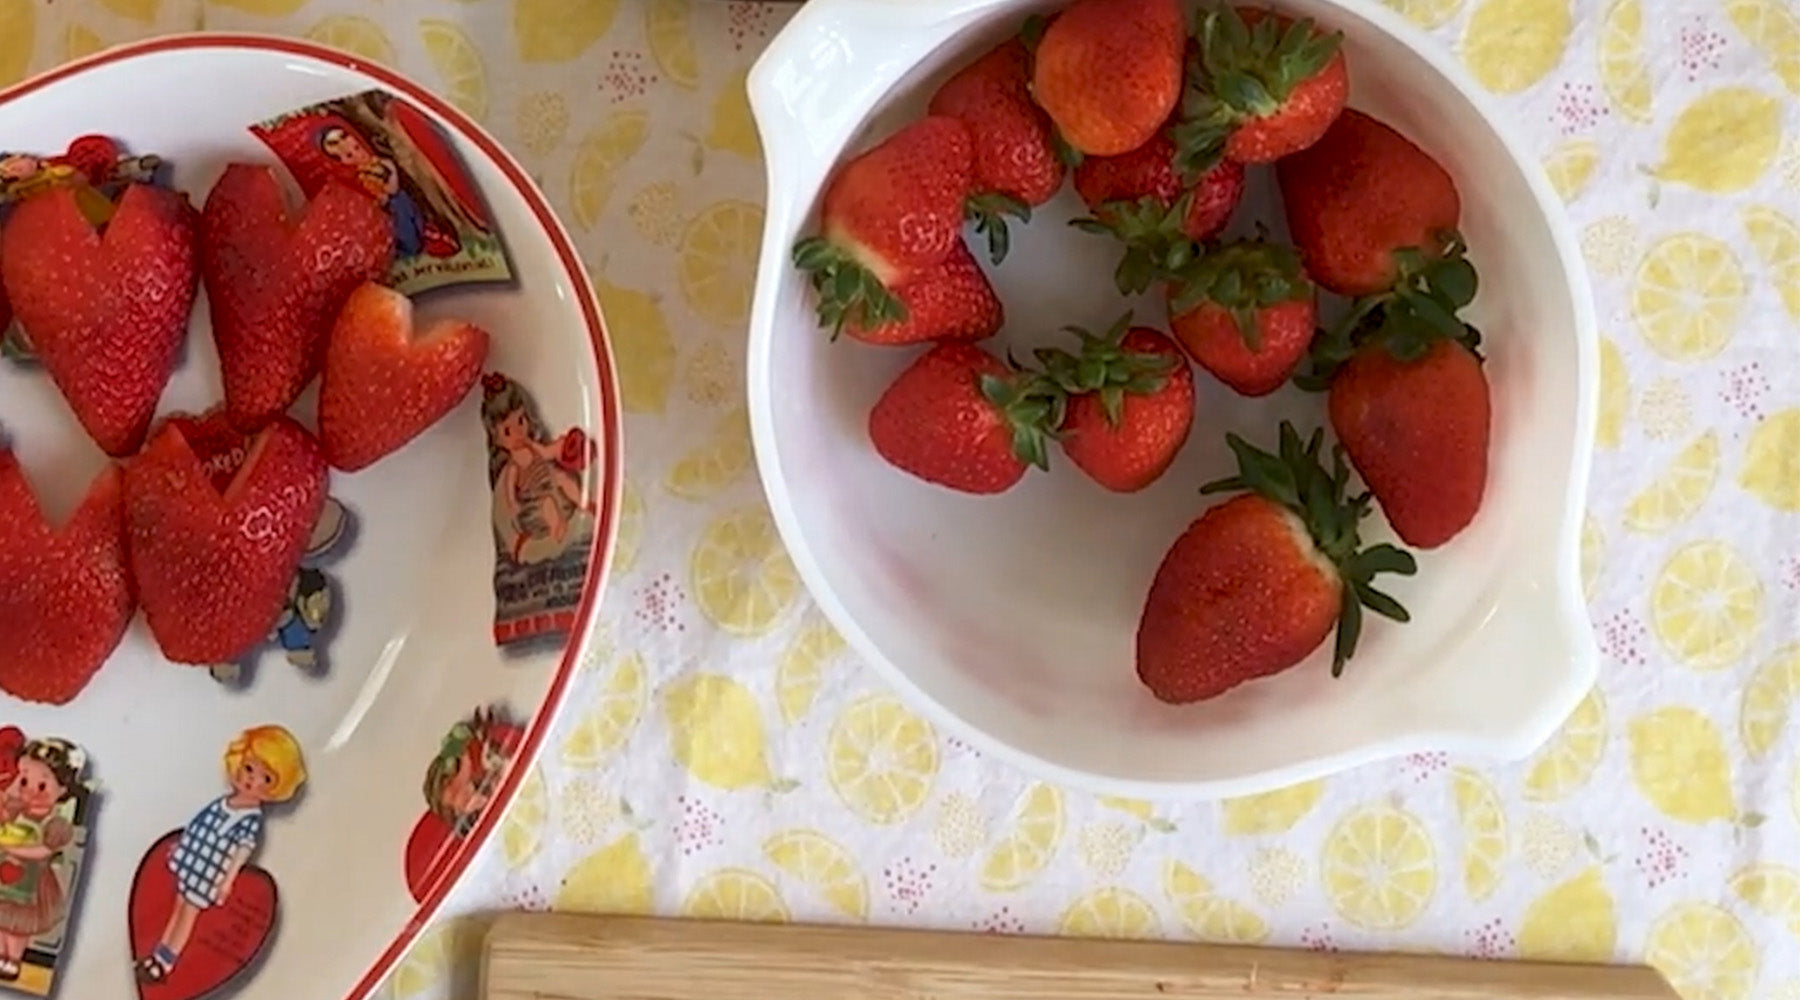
(744, 0), (1599, 800)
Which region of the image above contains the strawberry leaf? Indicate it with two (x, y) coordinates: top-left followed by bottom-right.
(1034, 312), (1177, 429)
(1167, 237), (1311, 354)
(965, 192), (1030, 265)
(1293, 234), (1484, 389)
(791, 236), (907, 339)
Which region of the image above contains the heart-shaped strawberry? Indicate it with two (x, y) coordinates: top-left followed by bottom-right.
(403, 810), (457, 904)
(130, 830), (278, 1000)
(0, 454), (135, 704)
(0, 183), (199, 456)
(318, 282), (489, 472)
(200, 164), (393, 432)
(124, 415), (328, 665)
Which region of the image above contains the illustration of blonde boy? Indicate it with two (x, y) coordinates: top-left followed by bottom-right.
(134, 726), (307, 985)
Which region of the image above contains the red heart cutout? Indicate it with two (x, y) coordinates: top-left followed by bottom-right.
(387, 100), (489, 231)
(129, 830), (278, 1000)
(402, 811), (458, 904)
(0, 861), (21, 885)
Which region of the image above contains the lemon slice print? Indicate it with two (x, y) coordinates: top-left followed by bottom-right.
(389, 917), (484, 999)
(210, 0), (308, 15)
(516, 92), (571, 159)
(615, 479), (645, 575)
(1650, 541), (1762, 671)
(64, 23), (105, 62)
(1523, 688), (1607, 801)
(100, 0), (158, 20)
(0, 0), (30, 87)
(1058, 887), (1162, 939)
(647, 0), (701, 89)
(1099, 795), (1177, 832)
(1628, 706), (1736, 823)
(1622, 432), (1718, 533)
(684, 868), (790, 923)
(1220, 779), (1325, 836)
(1653, 88), (1783, 194)
(1517, 868), (1617, 962)
(691, 507), (802, 636)
(421, 20), (490, 122)
(1581, 516), (1604, 601)
(706, 69), (763, 160)
(558, 833), (654, 913)
(979, 783), (1066, 891)
(826, 695), (939, 824)
(1460, 0), (1573, 95)
(1741, 409), (1800, 512)
(1730, 864), (1800, 937)
(667, 408), (754, 501)
(571, 110), (652, 231)
(680, 200), (764, 328)
(305, 16), (397, 66)
(1543, 139), (1601, 203)
(595, 276), (678, 415)
(764, 830), (869, 919)
(1450, 767), (1507, 902)
(776, 619), (847, 725)
(1647, 904), (1758, 1000)
(1725, 0), (1800, 97)
(1598, 0), (1652, 122)
(499, 764), (548, 868)
(1163, 861), (1270, 943)
(1742, 644), (1800, 759)
(663, 673), (792, 790)
(561, 651), (648, 768)
(1595, 337), (1629, 449)
(516, 0), (621, 63)
(1743, 205), (1800, 322)
(1320, 805), (1437, 930)
(1632, 233), (1747, 362)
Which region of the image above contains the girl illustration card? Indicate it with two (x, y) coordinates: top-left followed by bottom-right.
(0, 728), (97, 999)
(402, 706), (524, 903)
(247, 89), (513, 298)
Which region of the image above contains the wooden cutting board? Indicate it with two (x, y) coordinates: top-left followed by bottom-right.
(483, 913), (1679, 1000)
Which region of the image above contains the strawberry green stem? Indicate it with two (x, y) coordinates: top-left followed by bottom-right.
(1171, 7), (1342, 178)
(1031, 312), (1177, 427)
(965, 192), (1030, 266)
(978, 368), (1066, 471)
(1167, 237), (1312, 350)
(1070, 192), (1199, 296)
(791, 236), (908, 340)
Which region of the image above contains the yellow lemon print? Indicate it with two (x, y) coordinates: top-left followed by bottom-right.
(979, 783), (1066, 892)
(304, 16), (396, 66)
(1450, 767), (1507, 902)
(1543, 139), (1601, 202)
(1523, 688), (1606, 801)
(1654, 88), (1783, 193)
(1647, 904), (1758, 1000)
(776, 618), (847, 725)
(1058, 887), (1162, 939)
(421, 20), (490, 123)
(1632, 232), (1747, 362)
(691, 507), (801, 636)
(1320, 805), (1436, 930)
(595, 277), (677, 415)
(1730, 864), (1800, 937)
(1743, 204), (1800, 322)
(684, 868), (790, 922)
(647, 0), (701, 90)
(1741, 409), (1800, 512)
(629, 182), (689, 247)
(389, 917), (484, 999)
(667, 408), (754, 501)
(1582, 216), (1643, 278)
(1598, 0), (1652, 123)
(615, 479), (645, 575)
(570, 110), (652, 231)
(499, 764), (547, 868)
(707, 68), (763, 160)
(1596, 337), (1629, 449)
(516, 92), (570, 159)
(561, 651), (648, 768)
(1581, 515), (1604, 601)
(1381, 0), (1463, 29)
(1623, 432), (1719, 533)
(99, 0), (158, 21)
(517, 0), (620, 63)
(0, 0), (35, 86)
(1163, 861), (1270, 944)
(1099, 795), (1178, 832)
(680, 200), (764, 328)
(1726, 0), (1800, 96)
(764, 830), (868, 920)
(1517, 868), (1617, 962)
(1628, 707), (1736, 823)
(1220, 779), (1325, 836)
(63, 24), (105, 63)
(663, 673), (792, 791)
(208, 0), (309, 15)
(557, 832), (654, 913)
(1460, 0), (1572, 94)
(826, 695), (939, 824)
(1650, 541), (1762, 671)
(1743, 644), (1800, 759)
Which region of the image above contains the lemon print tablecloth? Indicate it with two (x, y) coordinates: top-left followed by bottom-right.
(6, 0), (1800, 997)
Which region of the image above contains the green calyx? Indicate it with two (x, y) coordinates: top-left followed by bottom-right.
(1167, 236), (1311, 351)
(1294, 231), (1482, 391)
(1171, 7), (1342, 176)
(965, 192), (1031, 266)
(1070, 192), (1200, 296)
(1032, 311), (1179, 428)
(791, 236), (908, 339)
(977, 367), (1067, 471)
(1200, 421), (1417, 675)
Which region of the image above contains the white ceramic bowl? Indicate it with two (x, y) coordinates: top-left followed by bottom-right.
(745, 0), (1598, 798)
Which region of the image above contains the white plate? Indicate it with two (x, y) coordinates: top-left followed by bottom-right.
(745, 0), (1598, 799)
(0, 35), (619, 1000)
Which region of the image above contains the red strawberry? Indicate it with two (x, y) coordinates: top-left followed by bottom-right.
(1038, 318), (1194, 492)
(1172, 7), (1347, 166)
(0, 184), (198, 456)
(1276, 109), (1462, 297)
(0, 455), (134, 705)
(201, 164), (395, 431)
(1073, 134), (1245, 295)
(1166, 239), (1317, 396)
(843, 242), (1002, 346)
(319, 282), (491, 472)
(125, 415), (328, 664)
(1136, 422), (1416, 703)
(793, 117), (975, 337)
(1032, 0), (1187, 156)
(868, 342), (1059, 495)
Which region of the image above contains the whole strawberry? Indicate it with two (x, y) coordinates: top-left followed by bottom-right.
(1172, 7), (1347, 168)
(1072, 126), (1245, 294)
(1, 183), (199, 456)
(0, 454), (135, 705)
(868, 342), (1060, 494)
(1037, 316), (1194, 492)
(841, 242), (1002, 346)
(792, 116), (975, 337)
(1032, 0), (1187, 156)
(1166, 238), (1317, 396)
(1136, 422), (1416, 704)
(1276, 109), (1462, 297)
